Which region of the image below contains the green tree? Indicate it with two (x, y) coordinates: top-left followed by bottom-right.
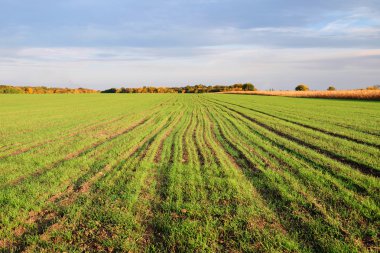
(327, 86), (336, 91)
(242, 83), (255, 91)
(0, 85), (23, 94)
(295, 84), (309, 91)
(101, 88), (118, 93)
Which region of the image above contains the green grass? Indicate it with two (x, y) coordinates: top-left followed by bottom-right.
(0, 94), (379, 252)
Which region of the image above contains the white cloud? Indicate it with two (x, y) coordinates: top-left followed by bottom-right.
(1, 46), (379, 89)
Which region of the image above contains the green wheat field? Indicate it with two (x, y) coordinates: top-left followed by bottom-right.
(0, 94), (379, 252)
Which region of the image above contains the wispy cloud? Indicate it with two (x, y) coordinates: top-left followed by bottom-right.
(1, 46), (379, 89)
(0, 0), (379, 88)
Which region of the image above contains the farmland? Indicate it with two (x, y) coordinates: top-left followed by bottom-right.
(222, 90), (380, 100)
(0, 94), (379, 252)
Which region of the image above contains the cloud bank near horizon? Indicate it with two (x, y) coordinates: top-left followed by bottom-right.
(0, 0), (379, 89)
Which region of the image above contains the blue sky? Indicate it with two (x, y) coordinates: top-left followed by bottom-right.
(0, 0), (379, 90)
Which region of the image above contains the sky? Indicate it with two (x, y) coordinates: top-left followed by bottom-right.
(0, 0), (379, 90)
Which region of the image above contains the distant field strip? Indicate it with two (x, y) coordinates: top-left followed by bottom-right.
(0, 94), (379, 252)
(222, 90), (380, 100)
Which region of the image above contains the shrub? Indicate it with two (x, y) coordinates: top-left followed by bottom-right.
(327, 86), (336, 91)
(243, 83), (255, 91)
(295, 84), (309, 91)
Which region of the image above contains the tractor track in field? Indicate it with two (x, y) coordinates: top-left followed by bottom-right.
(207, 109), (295, 242)
(154, 111), (184, 164)
(212, 107), (355, 238)
(218, 110), (303, 172)
(212, 115), (348, 252)
(169, 112), (193, 165)
(1, 117), (150, 189)
(193, 120), (206, 166)
(210, 97), (380, 138)
(196, 107), (216, 166)
(56, 115), (177, 252)
(205, 101), (374, 198)
(212, 116), (258, 172)
(223, 107), (374, 197)
(209, 98), (380, 149)
(0, 114), (129, 160)
(202, 112), (222, 167)
(219, 109), (369, 197)
(216, 102), (380, 219)
(133, 113), (186, 248)
(209, 103), (378, 239)
(206, 98), (380, 178)
(136, 169), (157, 249)
(138, 114), (181, 161)
(121, 112), (191, 248)
(233, 108), (380, 178)
(205, 108), (240, 169)
(181, 113), (193, 164)
(0, 99), (173, 161)
(7, 115), (172, 252)
(47, 112), (167, 204)
(169, 140), (176, 164)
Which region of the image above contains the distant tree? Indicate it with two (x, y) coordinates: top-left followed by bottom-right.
(327, 86), (336, 91)
(0, 85), (97, 94)
(185, 85), (194, 93)
(232, 84), (243, 91)
(242, 83), (255, 91)
(210, 85), (225, 92)
(119, 87), (128, 93)
(147, 87), (156, 93)
(101, 88), (118, 93)
(295, 84), (309, 91)
(0, 85), (23, 94)
(24, 87), (33, 94)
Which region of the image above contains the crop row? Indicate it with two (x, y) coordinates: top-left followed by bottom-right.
(0, 94), (378, 252)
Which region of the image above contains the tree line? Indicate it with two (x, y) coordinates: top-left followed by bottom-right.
(101, 83), (256, 93)
(0, 85), (97, 94)
(3, 83), (377, 94)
